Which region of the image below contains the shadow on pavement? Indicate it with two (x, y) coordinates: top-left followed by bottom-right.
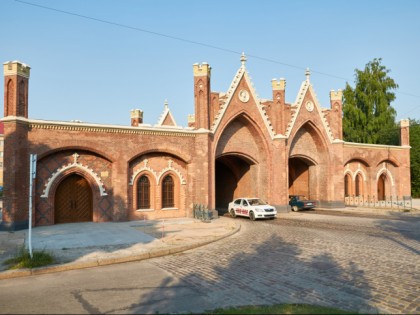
(126, 221), (376, 314)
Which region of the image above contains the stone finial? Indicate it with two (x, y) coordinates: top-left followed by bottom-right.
(187, 114), (195, 128)
(3, 60), (31, 78)
(400, 119), (410, 128)
(188, 114), (195, 123)
(271, 78), (286, 90)
(130, 109), (143, 126)
(164, 99), (169, 109)
(305, 68), (311, 82)
(130, 109), (143, 119)
(330, 89), (343, 101)
(240, 52), (247, 66)
(193, 62), (211, 76)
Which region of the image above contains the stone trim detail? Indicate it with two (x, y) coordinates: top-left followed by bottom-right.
(344, 164), (367, 181)
(129, 159), (158, 185)
(376, 163), (395, 186)
(0, 117), (195, 137)
(157, 160), (187, 185)
(129, 159), (186, 186)
(41, 153), (107, 198)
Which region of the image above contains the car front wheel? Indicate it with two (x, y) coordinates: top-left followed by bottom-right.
(292, 205), (299, 212)
(249, 211), (256, 221)
(230, 209), (236, 218)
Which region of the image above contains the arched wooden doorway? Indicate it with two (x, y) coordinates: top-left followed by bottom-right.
(344, 174), (352, 197)
(377, 174), (387, 201)
(355, 173), (363, 196)
(288, 157), (314, 198)
(55, 174), (93, 224)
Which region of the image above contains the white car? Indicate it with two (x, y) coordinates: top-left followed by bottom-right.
(228, 198), (277, 221)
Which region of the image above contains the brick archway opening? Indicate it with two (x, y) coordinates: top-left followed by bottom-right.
(288, 157), (315, 198)
(215, 155), (255, 213)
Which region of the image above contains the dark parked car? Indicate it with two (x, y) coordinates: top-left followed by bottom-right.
(289, 195), (316, 211)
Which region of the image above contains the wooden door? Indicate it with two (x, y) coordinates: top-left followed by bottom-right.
(55, 174), (93, 224)
(377, 174), (386, 201)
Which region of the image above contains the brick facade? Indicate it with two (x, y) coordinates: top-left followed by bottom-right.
(0, 58), (411, 230)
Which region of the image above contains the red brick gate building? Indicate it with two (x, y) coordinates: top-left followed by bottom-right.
(1, 55), (411, 230)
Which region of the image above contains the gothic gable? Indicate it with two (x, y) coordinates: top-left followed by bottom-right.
(211, 54), (275, 140)
(285, 71), (336, 144)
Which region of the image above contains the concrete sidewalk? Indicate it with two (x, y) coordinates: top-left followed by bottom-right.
(0, 217), (240, 280)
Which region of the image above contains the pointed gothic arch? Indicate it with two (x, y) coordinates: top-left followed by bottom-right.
(214, 113), (270, 211)
(288, 121), (329, 202)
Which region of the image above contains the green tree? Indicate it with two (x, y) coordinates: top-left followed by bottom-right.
(343, 58), (399, 145)
(410, 119), (420, 198)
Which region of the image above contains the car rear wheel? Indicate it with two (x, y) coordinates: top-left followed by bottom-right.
(249, 211), (256, 221)
(292, 205), (299, 212)
(230, 209), (236, 218)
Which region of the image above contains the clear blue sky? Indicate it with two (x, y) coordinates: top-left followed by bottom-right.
(1, 0), (419, 127)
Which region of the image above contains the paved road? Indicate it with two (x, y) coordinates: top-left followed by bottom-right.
(0, 211), (419, 314)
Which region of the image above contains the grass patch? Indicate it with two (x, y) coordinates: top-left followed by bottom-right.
(207, 304), (354, 314)
(3, 246), (55, 270)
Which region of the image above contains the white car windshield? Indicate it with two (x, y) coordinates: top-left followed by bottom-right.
(247, 198), (266, 206)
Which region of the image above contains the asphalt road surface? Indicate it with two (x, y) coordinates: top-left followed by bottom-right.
(0, 211), (419, 314)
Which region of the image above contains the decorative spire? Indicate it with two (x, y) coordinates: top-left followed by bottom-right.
(305, 68), (311, 82)
(164, 99), (169, 108)
(240, 52), (247, 66)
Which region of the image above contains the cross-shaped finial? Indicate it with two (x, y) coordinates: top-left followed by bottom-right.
(305, 68), (311, 82)
(240, 52), (247, 66)
(72, 153), (79, 164)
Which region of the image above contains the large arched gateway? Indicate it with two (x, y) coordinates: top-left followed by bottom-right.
(214, 113), (269, 212)
(1, 57), (411, 230)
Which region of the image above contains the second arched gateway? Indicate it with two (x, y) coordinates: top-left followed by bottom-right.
(0, 57), (411, 230)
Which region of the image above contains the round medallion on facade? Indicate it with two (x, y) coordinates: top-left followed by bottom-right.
(239, 89), (250, 103)
(305, 101), (314, 112)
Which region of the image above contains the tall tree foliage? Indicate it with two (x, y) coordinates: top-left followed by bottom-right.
(343, 58), (399, 145)
(410, 119), (420, 198)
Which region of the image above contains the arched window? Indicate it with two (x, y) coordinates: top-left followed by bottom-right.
(344, 174), (351, 197)
(355, 174), (363, 196)
(137, 175), (150, 209)
(162, 175), (174, 208)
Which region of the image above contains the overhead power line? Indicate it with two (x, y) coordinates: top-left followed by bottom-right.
(13, 0), (348, 80)
(13, 0), (420, 116)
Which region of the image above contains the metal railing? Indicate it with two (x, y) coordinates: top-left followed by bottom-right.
(344, 195), (413, 210)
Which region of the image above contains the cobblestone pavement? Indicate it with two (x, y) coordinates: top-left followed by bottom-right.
(150, 212), (420, 314)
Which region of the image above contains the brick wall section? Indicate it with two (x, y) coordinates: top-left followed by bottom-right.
(129, 153), (188, 220)
(35, 150), (113, 226)
(343, 144), (411, 198)
(2, 120), (29, 228)
(23, 124), (196, 226)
